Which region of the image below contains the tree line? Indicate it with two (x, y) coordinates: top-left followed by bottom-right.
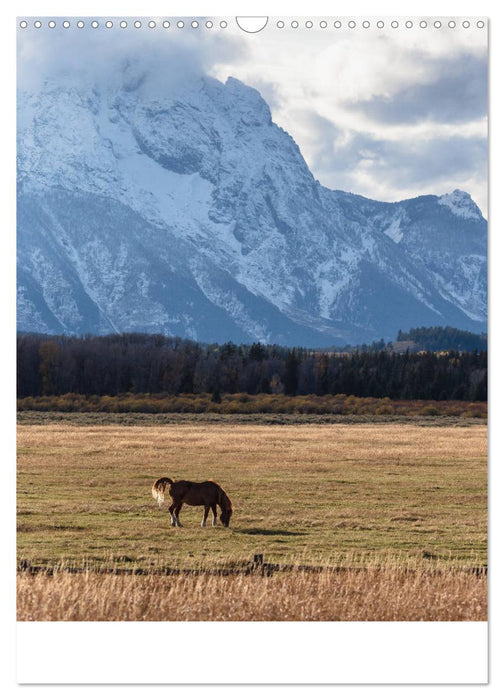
(17, 333), (487, 402)
(397, 326), (487, 352)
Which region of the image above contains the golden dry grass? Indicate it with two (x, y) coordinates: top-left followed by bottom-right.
(16, 566), (486, 621)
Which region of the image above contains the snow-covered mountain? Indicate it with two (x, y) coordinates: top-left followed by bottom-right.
(17, 69), (487, 346)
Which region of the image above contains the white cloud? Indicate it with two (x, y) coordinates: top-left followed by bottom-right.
(17, 22), (247, 95)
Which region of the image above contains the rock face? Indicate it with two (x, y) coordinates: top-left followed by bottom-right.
(17, 70), (487, 346)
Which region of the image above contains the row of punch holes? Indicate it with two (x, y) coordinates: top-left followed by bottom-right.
(19, 19), (486, 30)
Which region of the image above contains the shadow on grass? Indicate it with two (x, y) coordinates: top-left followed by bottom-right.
(237, 528), (305, 537)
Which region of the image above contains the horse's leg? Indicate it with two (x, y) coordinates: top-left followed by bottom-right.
(168, 503), (177, 527)
(174, 504), (183, 527)
(201, 505), (210, 528)
(211, 504), (217, 527)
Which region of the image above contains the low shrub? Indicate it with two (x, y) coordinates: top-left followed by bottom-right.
(16, 393), (487, 418)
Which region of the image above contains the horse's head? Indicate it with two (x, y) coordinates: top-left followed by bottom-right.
(220, 508), (232, 527)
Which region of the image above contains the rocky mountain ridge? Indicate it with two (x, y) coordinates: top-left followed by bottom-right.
(17, 71), (487, 346)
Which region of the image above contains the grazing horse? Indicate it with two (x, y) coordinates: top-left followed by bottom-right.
(152, 477), (233, 528)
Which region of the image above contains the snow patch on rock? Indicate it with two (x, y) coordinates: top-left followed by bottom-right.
(438, 190), (482, 221)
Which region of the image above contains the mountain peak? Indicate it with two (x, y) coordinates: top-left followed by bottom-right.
(225, 76), (248, 89)
(438, 189), (483, 221)
(222, 76), (272, 126)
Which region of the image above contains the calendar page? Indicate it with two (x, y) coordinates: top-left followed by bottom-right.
(16, 12), (488, 685)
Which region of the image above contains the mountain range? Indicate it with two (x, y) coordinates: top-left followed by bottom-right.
(17, 68), (487, 346)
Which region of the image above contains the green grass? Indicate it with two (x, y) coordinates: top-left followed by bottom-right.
(17, 420), (487, 571)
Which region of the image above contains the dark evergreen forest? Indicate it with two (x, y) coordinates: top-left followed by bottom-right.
(397, 326), (487, 352)
(17, 333), (487, 402)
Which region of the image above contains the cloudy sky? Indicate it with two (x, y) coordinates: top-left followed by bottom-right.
(18, 18), (488, 214)
(211, 21), (488, 215)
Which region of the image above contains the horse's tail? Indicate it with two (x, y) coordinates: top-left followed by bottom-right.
(152, 477), (174, 505)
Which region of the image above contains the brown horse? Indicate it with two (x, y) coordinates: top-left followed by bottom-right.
(152, 477), (233, 528)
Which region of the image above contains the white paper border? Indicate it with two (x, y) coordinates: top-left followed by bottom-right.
(17, 621), (487, 684)
(4, 0), (501, 694)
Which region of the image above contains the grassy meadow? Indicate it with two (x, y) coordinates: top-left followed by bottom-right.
(17, 415), (487, 620)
